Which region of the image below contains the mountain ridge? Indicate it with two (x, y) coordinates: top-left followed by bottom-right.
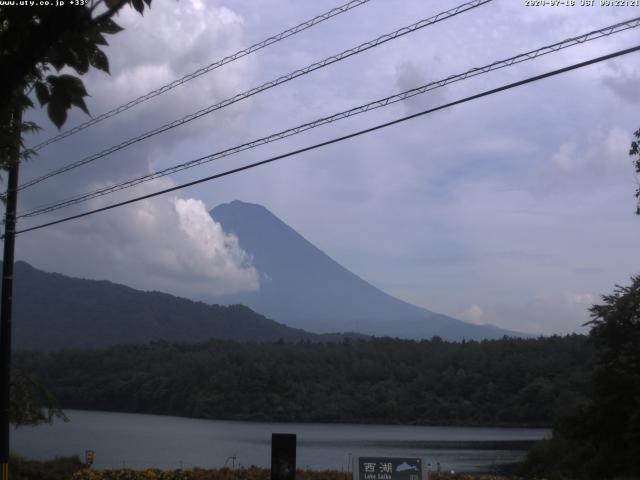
(7, 260), (364, 351)
(208, 200), (525, 340)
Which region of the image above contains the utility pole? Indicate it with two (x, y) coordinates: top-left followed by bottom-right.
(0, 107), (22, 480)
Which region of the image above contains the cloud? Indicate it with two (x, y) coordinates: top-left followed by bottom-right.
(462, 304), (485, 325)
(23, 0), (254, 164)
(394, 60), (448, 114)
(461, 293), (597, 335)
(603, 62), (640, 104)
(534, 127), (634, 194)
(516, 292), (597, 334)
(10, 0), (640, 337)
(96, 0), (255, 143)
(16, 180), (259, 298)
(18, 0), (256, 228)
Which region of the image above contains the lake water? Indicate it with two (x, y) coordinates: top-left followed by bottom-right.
(13, 410), (549, 473)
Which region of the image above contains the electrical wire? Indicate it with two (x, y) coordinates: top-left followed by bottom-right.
(29, 0), (374, 152)
(17, 16), (640, 219)
(13, 44), (640, 237)
(17, 0), (492, 193)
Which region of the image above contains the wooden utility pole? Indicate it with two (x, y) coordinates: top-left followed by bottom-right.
(0, 107), (22, 480)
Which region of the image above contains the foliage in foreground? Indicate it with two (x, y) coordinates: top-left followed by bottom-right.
(1, 0), (152, 172)
(10, 372), (67, 427)
(71, 467), (513, 480)
(16, 335), (593, 427)
(631, 128), (640, 214)
(520, 275), (640, 479)
(8, 458), (518, 480)
(9, 455), (85, 480)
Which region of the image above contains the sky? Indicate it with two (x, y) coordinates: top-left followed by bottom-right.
(8, 0), (640, 335)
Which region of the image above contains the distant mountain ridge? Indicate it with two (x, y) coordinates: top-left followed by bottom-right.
(209, 200), (525, 340)
(7, 261), (363, 351)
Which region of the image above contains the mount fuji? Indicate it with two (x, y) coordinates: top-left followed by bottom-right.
(209, 200), (524, 340)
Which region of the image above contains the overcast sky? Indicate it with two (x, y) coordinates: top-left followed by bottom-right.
(10, 0), (640, 335)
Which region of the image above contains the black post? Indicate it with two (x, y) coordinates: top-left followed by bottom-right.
(0, 107), (21, 480)
(271, 433), (296, 480)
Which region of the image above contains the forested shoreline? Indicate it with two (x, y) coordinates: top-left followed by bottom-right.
(15, 335), (593, 427)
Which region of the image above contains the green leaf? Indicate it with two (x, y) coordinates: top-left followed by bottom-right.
(47, 100), (67, 129)
(99, 18), (124, 35)
(19, 94), (34, 109)
(56, 74), (88, 97)
(45, 74), (90, 126)
(89, 49), (109, 74)
(47, 45), (66, 71)
(70, 95), (90, 116)
(130, 0), (144, 14)
(34, 82), (50, 106)
(67, 47), (90, 75)
(75, 51), (90, 75)
(91, 31), (109, 47)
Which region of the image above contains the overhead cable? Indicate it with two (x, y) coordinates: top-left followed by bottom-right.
(13, 44), (640, 237)
(17, 0), (492, 192)
(29, 0), (374, 152)
(17, 16), (640, 219)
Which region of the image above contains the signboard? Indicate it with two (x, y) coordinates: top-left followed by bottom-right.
(353, 457), (424, 480)
(84, 450), (94, 466)
(271, 433), (296, 480)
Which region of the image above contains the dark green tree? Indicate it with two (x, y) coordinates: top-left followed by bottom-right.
(521, 275), (640, 479)
(1, 0), (152, 168)
(631, 128), (640, 215)
(9, 373), (67, 427)
(583, 275), (640, 478)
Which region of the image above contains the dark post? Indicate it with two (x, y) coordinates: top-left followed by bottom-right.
(0, 107), (21, 480)
(271, 433), (296, 480)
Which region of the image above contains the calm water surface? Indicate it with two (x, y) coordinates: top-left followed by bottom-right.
(13, 410), (549, 473)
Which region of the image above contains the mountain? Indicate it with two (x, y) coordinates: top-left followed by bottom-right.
(8, 261), (362, 351)
(209, 200), (524, 340)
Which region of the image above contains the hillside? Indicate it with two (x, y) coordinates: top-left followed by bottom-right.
(209, 200), (525, 340)
(8, 261), (358, 351)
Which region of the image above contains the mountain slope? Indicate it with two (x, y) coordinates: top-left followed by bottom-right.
(8, 261), (356, 351)
(210, 201), (524, 340)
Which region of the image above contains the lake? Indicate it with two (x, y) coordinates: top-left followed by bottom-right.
(13, 410), (549, 473)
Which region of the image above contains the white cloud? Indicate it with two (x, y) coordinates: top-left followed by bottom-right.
(503, 292), (597, 335)
(62, 0), (255, 154)
(16, 180), (259, 298)
(462, 304), (485, 325)
(551, 143), (577, 174)
(535, 127), (634, 193)
(451, 293), (597, 335)
(603, 62), (640, 104)
(173, 197), (258, 294)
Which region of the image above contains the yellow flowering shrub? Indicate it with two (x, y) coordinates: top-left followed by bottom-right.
(72, 467), (520, 480)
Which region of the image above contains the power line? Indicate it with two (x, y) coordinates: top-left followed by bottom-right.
(13, 44), (640, 237)
(17, 16), (640, 219)
(17, 0), (492, 192)
(28, 0), (374, 153)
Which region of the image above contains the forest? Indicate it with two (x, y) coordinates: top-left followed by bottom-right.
(15, 334), (593, 427)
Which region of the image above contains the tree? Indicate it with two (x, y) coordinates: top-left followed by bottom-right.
(631, 128), (640, 215)
(9, 373), (67, 427)
(1, 0), (152, 168)
(583, 275), (640, 478)
(0, 1), (152, 473)
(521, 275), (640, 479)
